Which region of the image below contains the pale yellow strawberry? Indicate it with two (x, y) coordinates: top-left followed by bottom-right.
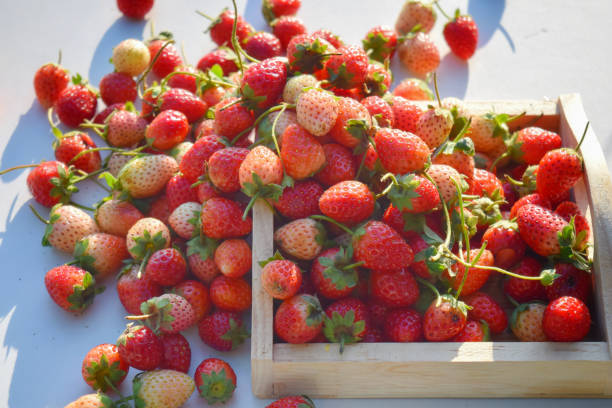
(170, 141), (194, 164)
(441, 97), (468, 117)
(126, 217), (171, 260)
(511, 303), (547, 342)
(64, 393), (106, 408)
(169, 201), (201, 239)
(134, 369), (195, 408)
(467, 114), (505, 154)
(274, 218), (323, 260)
(112, 38), (150, 77)
(95, 199), (143, 236)
(282, 74), (318, 104)
(107, 152), (133, 177)
(426, 164), (465, 203)
(395, 0), (436, 35)
(44, 205), (99, 254)
(397, 32), (440, 76)
(73, 233), (129, 279)
(416, 107), (453, 149)
(296, 88), (339, 137)
(118, 154), (178, 198)
(188, 253), (220, 284)
(266, 109), (298, 147)
(239, 145), (283, 188)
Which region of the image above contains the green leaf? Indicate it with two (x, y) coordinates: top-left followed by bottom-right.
(327, 62), (355, 89)
(290, 38), (331, 73)
(386, 173), (422, 212)
(186, 234), (219, 260)
(258, 250), (285, 268)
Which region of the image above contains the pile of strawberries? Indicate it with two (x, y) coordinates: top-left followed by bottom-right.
(6, 0), (596, 406)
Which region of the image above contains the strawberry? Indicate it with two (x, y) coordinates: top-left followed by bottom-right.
(208, 147), (250, 193)
(159, 332), (191, 373)
(115, 154), (178, 198)
(371, 268), (420, 307)
(261, 258), (302, 299)
(397, 32), (440, 76)
(145, 248), (187, 286)
(323, 298), (369, 351)
(93, 102), (125, 124)
(545, 263), (592, 303)
(416, 107), (453, 149)
(238, 146), (284, 206)
(173, 280), (211, 322)
(138, 293), (196, 334)
(44, 265), (100, 312)
(508, 127), (562, 165)
(286, 34), (335, 75)
(275, 294), (324, 344)
(168, 202), (200, 239)
(426, 164), (465, 203)
(258, 109), (299, 147)
(145, 109), (189, 150)
(362, 25), (398, 62)
(112, 38), (151, 76)
(463, 292), (508, 334)
(166, 174), (198, 212)
(274, 218), (324, 260)
(442, 249), (493, 296)
(213, 97), (255, 140)
(245, 31), (283, 60)
(362, 61), (391, 97)
(323, 45), (369, 89)
(267, 395), (316, 408)
(195, 119), (216, 139)
(147, 35), (183, 78)
(99, 72), (137, 105)
(296, 89), (339, 137)
(133, 369), (195, 408)
(105, 109), (147, 147)
(312, 28), (344, 48)
(328, 97), (371, 149)
(117, 264), (162, 314)
(503, 257), (547, 303)
(361, 96), (394, 128)
(55, 76), (98, 128)
(148, 195), (172, 225)
(42, 204), (99, 253)
(393, 78), (434, 100)
(179, 135), (225, 181)
(423, 294), (468, 341)
(481, 219), (526, 269)
(280, 124), (326, 180)
(194, 358), (236, 404)
(209, 275), (252, 312)
(555, 201), (590, 250)
(53, 131), (101, 174)
(543, 296), (591, 341)
(510, 193), (551, 219)
(388, 96), (423, 133)
(271, 15), (307, 50)
(167, 64), (198, 94)
(126, 217), (171, 261)
(241, 58), (288, 110)
(384, 174), (440, 214)
(196, 181), (220, 203)
(262, 0), (301, 23)
(466, 114), (506, 154)
(374, 128), (430, 174)
(353, 220), (414, 271)
(117, 0), (153, 19)
(274, 180), (323, 219)
(516, 204), (571, 257)
(207, 9), (253, 48)
(537, 145), (585, 203)
(407, 234), (432, 278)
(197, 48), (239, 75)
(73, 233), (129, 279)
(64, 394), (110, 408)
(188, 252), (220, 284)
(395, 0), (436, 34)
(94, 199), (143, 236)
(510, 302), (547, 341)
(200, 197), (252, 239)
(214, 239), (252, 278)
(311, 247), (358, 299)
(198, 310), (249, 351)
(116, 324), (164, 370)
(319, 180), (374, 226)
(159, 88), (207, 123)
(451, 320), (489, 342)
(81, 344), (128, 391)
(467, 168), (503, 198)
(384, 308), (423, 342)
(33, 61), (69, 109)
(282, 75), (318, 104)
(443, 11), (479, 60)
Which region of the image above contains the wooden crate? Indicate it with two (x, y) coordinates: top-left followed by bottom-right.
(251, 94), (612, 398)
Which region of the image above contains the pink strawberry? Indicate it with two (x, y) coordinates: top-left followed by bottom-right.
(397, 32), (440, 76)
(214, 239), (252, 278)
(42, 204), (99, 254)
(416, 107), (453, 149)
(105, 109), (147, 147)
(395, 0), (436, 34)
(173, 280), (211, 322)
(261, 259), (303, 299)
(296, 88), (339, 137)
(94, 199), (143, 236)
(209, 276), (252, 312)
(73, 233), (129, 279)
(393, 78), (434, 100)
(329, 97), (371, 149)
(45, 265), (100, 313)
(511, 302), (547, 341)
(274, 218), (324, 260)
(280, 124), (326, 180)
(374, 127), (430, 174)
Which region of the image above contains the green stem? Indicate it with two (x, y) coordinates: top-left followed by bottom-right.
(242, 192), (260, 220)
(28, 204), (49, 224)
(575, 122), (589, 152)
(456, 243), (487, 299)
(422, 172), (452, 248)
(103, 376), (124, 398)
(230, 0), (244, 76)
(136, 250), (152, 279)
(375, 173), (399, 199)
(354, 149), (368, 181)
(446, 251), (542, 280)
(342, 261), (364, 270)
(72, 168), (107, 183)
(433, 72), (442, 108)
(195, 10), (214, 21)
(489, 151), (509, 172)
(433, 0), (452, 20)
(310, 215), (354, 236)
(415, 276), (441, 299)
(137, 40), (173, 87)
(68, 201), (95, 212)
(0, 163), (38, 176)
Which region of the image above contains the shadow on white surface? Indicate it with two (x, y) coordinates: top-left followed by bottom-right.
(468, 0), (515, 52)
(0, 307), (17, 408)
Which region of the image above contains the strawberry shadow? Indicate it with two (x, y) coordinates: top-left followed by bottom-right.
(435, 53), (469, 100)
(468, 0), (515, 52)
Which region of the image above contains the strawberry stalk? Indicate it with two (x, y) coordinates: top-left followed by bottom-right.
(433, 72), (442, 108)
(433, 1), (452, 21)
(0, 163), (40, 175)
(235, 102), (295, 148)
(449, 176), (473, 297)
(160, 70), (234, 89)
(230, 0), (245, 76)
(310, 214), (355, 236)
(575, 122), (589, 152)
(137, 40), (174, 88)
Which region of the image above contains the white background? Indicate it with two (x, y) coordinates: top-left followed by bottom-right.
(1, 0), (612, 407)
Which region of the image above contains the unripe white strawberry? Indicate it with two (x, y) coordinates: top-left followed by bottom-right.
(107, 152), (133, 177)
(416, 107), (453, 149)
(169, 201), (201, 239)
(283, 74), (318, 104)
(117, 154), (178, 198)
(126, 217), (171, 260)
(397, 32), (440, 76)
(112, 39), (151, 77)
(467, 114), (505, 154)
(65, 393), (109, 408)
(395, 0), (437, 35)
(296, 88), (339, 137)
(43, 205), (99, 253)
(169, 141), (193, 164)
(511, 303), (547, 341)
(133, 369), (195, 408)
(274, 218), (324, 260)
(427, 164), (465, 203)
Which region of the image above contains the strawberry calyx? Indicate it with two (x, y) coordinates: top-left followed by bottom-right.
(301, 294), (325, 327)
(555, 218), (592, 271)
(73, 237), (99, 275)
(258, 250), (285, 267)
(290, 38), (335, 73)
(363, 66), (389, 97)
(504, 165), (538, 196)
(323, 310), (365, 353)
(464, 190), (504, 227)
(378, 173), (422, 212)
(326, 62), (355, 90)
(261, 0), (277, 24)
(84, 352), (127, 392)
(345, 119), (373, 155)
(66, 270), (104, 312)
(187, 233), (220, 261)
(362, 31), (395, 63)
(219, 317), (251, 350)
(197, 368), (236, 404)
(116, 322), (144, 347)
(319, 246), (360, 291)
(450, 206), (479, 238)
(241, 172), (293, 220)
(128, 296), (174, 334)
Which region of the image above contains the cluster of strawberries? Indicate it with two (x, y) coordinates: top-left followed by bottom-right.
(5, 0), (595, 406)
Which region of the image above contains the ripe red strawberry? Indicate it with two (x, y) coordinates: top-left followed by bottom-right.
(545, 263), (592, 303)
(166, 64), (198, 93)
(159, 332), (191, 373)
(94, 199), (143, 236)
(398, 32), (440, 75)
(209, 276), (252, 312)
(310, 247), (358, 299)
(73, 233), (128, 279)
(44, 265), (99, 312)
(328, 97), (371, 149)
(147, 36), (183, 78)
(207, 147), (250, 193)
(510, 193), (551, 219)
(388, 96), (422, 133)
(194, 358), (237, 404)
(146, 109), (189, 150)
(105, 109), (147, 147)
(262, 0), (301, 23)
(537, 146), (584, 203)
(280, 124), (326, 180)
(325, 46), (370, 90)
(198, 310), (249, 351)
(384, 174), (440, 214)
(188, 252), (220, 284)
(509, 127), (562, 165)
(42, 204), (99, 254)
(361, 96), (394, 127)
(267, 395), (316, 408)
(371, 268), (419, 307)
(145, 248), (187, 286)
(81, 343), (128, 391)
(296, 88), (339, 137)
(55, 77), (98, 128)
(196, 181), (219, 204)
(271, 15), (307, 50)
(516, 204), (570, 257)
(543, 296), (591, 341)
(503, 257), (547, 303)
(426, 164), (464, 203)
(166, 174), (198, 212)
(159, 88), (207, 123)
(510, 302), (547, 341)
(208, 9), (253, 48)
(244, 31), (282, 60)
(319, 180), (374, 226)
(262, 259), (303, 299)
(463, 292), (508, 334)
(323, 298), (369, 351)
(99, 72), (137, 105)
(383, 308), (422, 342)
(214, 239), (252, 278)
(274, 218), (324, 260)
(139, 293), (196, 334)
(443, 249), (493, 296)
(197, 48), (239, 75)
(117, 0), (153, 19)
(423, 295), (468, 341)
(451, 320), (489, 342)
(312, 28), (344, 48)
(555, 201), (590, 250)
(353, 220), (414, 271)
(34, 61), (69, 109)
(374, 127), (430, 174)
(241, 58), (287, 110)
(443, 12), (479, 60)
(407, 234), (432, 278)
(275, 294), (324, 343)
(173, 280), (211, 322)
(467, 168), (504, 198)
(393, 78), (434, 100)
(200, 197), (252, 239)
(117, 324), (163, 370)
(213, 97), (255, 140)
(53, 131), (101, 174)
(274, 180), (323, 219)
(395, 0), (436, 34)
(416, 107), (453, 149)
(286, 34), (335, 75)
(117, 264), (163, 314)
(481, 219), (526, 269)
(93, 102), (125, 124)
(180, 135), (225, 181)
(145, 195), (172, 224)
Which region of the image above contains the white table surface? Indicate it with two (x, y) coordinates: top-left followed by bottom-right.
(1, 0), (611, 407)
